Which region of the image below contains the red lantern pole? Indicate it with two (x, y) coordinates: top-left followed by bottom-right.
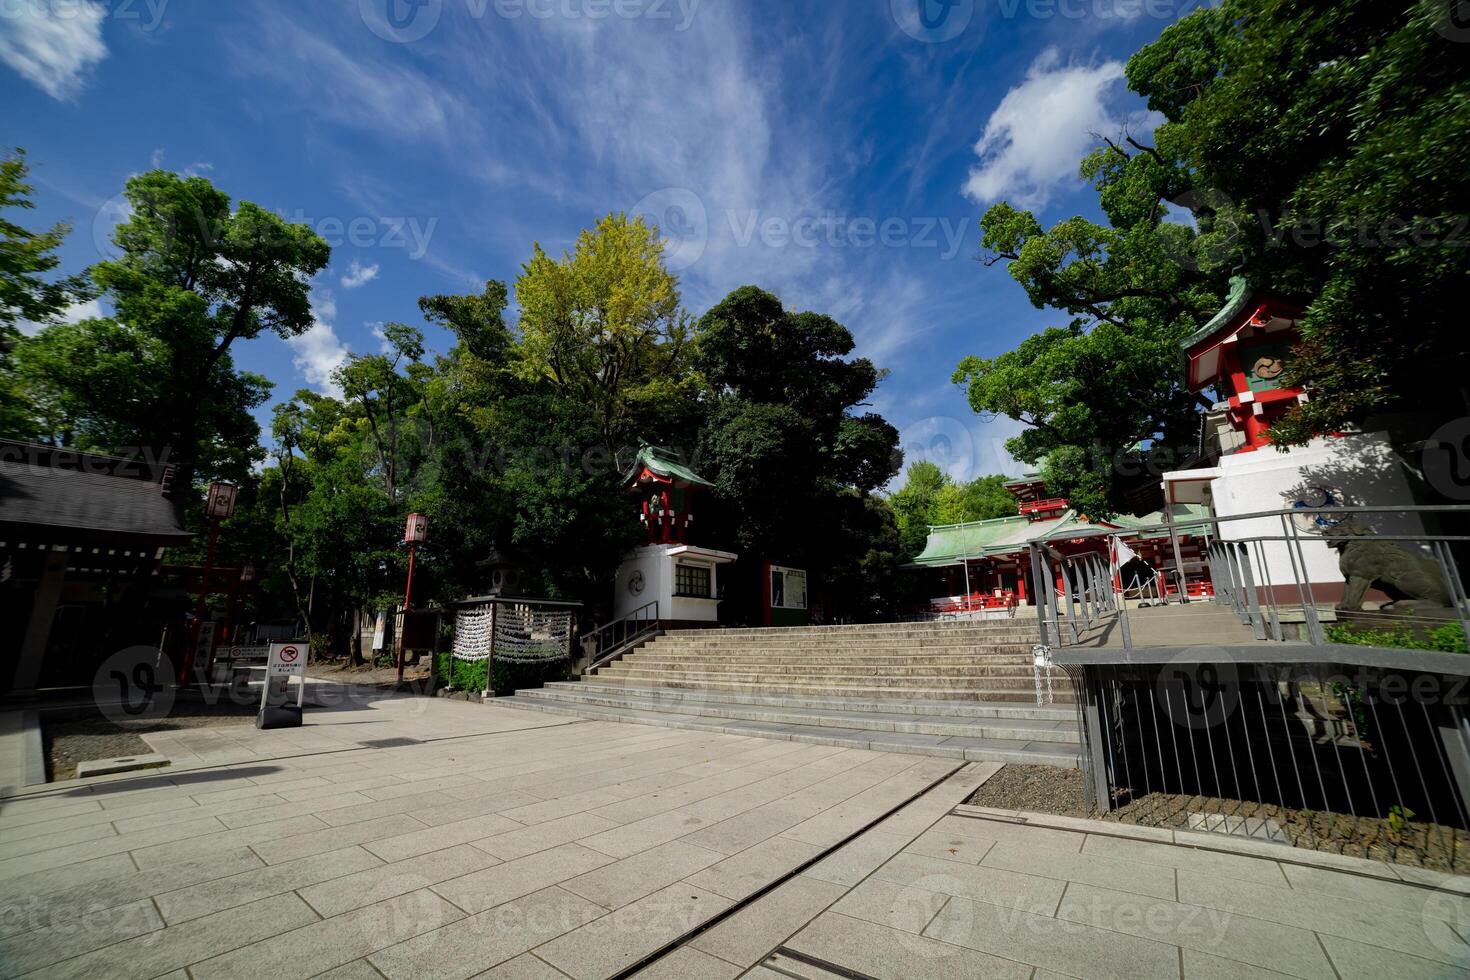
(398, 514), (428, 685)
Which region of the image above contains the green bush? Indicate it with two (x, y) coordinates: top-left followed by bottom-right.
(1326, 622), (1467, 653)
(434, 651), (570, 695)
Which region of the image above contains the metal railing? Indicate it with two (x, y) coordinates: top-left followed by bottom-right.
(1061, 653), (1470, 871)
(583, 601), (661, 673)
(1029, 504), (1470, 653)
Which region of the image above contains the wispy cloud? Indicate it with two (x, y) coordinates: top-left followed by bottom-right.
(0, 0), (108, 100)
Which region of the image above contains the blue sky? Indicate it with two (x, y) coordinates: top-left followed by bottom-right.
(4, 0), (1197, 486)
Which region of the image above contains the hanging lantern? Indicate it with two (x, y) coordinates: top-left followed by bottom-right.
(240, 562), (257, 584)
(405, 513), (429, 543)
(206, 482), (238, 520)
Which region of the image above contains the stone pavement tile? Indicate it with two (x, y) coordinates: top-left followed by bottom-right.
(131, 813), (333, 869)
(927, 814), (1083, 854)
(498, 788), (627, 827)
(473, 812), (622, 862)
(926, 895), (1180, 980)
(872, 852), (1066, 917)
(1057, 882), (1334, 980)
(0, 814), (227, 879)
(191, 888), (464, 980)
(23, 891), (320, 980)
(784, 910), (1032, 980)
(684, 837), (823, 902)
(579, 809), (723, 859)
(1, 897), (163, 974)
(0, 852), (138, 918)
(982, 838), (1177, 900)
(370, 885), (606, 980)
(590, 766), (789, 825)
(534, 882), (735, 980)
(561, 839), (727, 910)
(1279, 861), (1448, 915)
(154, 845), (383, 923)
(1394, 864), (1470, 893)
(411, 790), (545, 827)
(472, 952), (567, 979)
(0, 797), (102, 830)
(691, 874), (847, 968)
(359, 775), (483, 801)
(630, 947), (741, 979)
(828, 876), (951, 934)
(110, 790), (298, 830)
(904, 826), (998, 867)
(1176, 866), (1470, 965)
(301, 844), (500, 918)
(678, 800), (817, 856)
(1082, 832), (1289, 885)
(2, 847), (264, 939)
(433, 842), (616, 914)
(1182, 948), (1299, 979)
(247, 812), (427, 865)
(216, 793), (380, 829)
(1318, 934), (1470, 980)
(365, 812), (523, 862)
(312, 960), (390, 980)
(802, 829), (915, 887)
(304, 790), (460, 828)
(3, 795), (196, 840)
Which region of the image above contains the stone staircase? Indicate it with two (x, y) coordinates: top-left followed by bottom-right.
(503, 621), (1081, 767)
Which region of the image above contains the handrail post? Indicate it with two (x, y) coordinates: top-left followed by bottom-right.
(1029, 543), (1050, 650)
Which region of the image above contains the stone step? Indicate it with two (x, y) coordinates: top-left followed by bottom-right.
(500, 694), (1080, 767)
(600, 665), (1053, 688)
(645, 644), (1039, 655)
(625, 657), (1042, 670)
(615, 659), (1051, 678)
(672, 623), (1038, 638)
(521, 684), (1080, 744)
(583, 672), (1075, 703)
(653, 637), (1037, 649)
(543, 683), (1076, 721)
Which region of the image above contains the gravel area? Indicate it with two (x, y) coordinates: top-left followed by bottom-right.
(968, 763), (1470, 873)
(44, 700), (261, 781)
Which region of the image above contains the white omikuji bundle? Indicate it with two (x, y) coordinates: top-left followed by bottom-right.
(451, 605), (572, 665)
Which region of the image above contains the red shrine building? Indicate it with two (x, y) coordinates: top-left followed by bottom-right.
(1162, 277), (1426, 603)
(903, 471), (1212, 617)
(613, 446), (738, 627)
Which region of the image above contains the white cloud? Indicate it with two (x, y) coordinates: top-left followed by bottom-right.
(0, 0), (108, 100)
(962, 48), (1126, 210)
(340, 260), (379, 290)
(286, 289), (349, 396)
(16, 297), (105, 336)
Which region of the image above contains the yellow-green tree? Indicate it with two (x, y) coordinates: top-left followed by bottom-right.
(514, 212), (699, 452)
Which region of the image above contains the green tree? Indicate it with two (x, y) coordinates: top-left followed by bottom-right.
(955, 121), (1230, 517)
(20, 170), (330, 492)
(1127, 0), (1470, 444)
(514, 213), (700, 452)
(0, 149), (90, 433)
(695, 286), (903, 620)
(890, 463), (1020, 559)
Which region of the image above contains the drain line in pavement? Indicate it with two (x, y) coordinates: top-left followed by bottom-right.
(607, 760), (967, 980)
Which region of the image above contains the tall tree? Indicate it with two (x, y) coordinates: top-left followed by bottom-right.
(514, 212), (700, 453)
(1127, 0), (1470, 444)
(28, 170), (331, 492)
(0, 149), (89, 433)
(695, 286), (903, 620)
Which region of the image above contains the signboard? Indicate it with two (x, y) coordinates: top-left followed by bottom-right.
(206, 482), (239, 519)
(770, 566), (808, 610)
(404, 513), (429, 543)
(195, 621), (216, 672)
(372, 611), (388, 652)
(268, 641), (308, 677)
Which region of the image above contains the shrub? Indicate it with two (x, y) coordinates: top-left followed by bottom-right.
(434, 651), (570, 695)
(1326, 622), (1467, 653)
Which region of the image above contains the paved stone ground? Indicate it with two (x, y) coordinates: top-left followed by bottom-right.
(2, 691), (1468, 979)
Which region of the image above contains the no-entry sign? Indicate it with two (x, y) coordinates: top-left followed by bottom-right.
(268, 642), (308, 677)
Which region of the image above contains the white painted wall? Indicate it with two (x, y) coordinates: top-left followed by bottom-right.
(613, 544), (726, 623)
(1209, 432), (1426, 593)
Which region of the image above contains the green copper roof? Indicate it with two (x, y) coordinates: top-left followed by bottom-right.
(626, 445), (714, 488)
(908, 511), (1088, 567)
(1108, 503), (1213, 540)
(1182, 275), (1252, 351)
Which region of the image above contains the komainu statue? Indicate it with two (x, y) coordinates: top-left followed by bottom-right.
(1325, 524), (1452, 612)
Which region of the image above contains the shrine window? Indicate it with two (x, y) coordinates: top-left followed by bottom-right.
(675, 563), (712, 598)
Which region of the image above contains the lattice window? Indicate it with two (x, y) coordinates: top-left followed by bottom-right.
(675, 563), (711, 598)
